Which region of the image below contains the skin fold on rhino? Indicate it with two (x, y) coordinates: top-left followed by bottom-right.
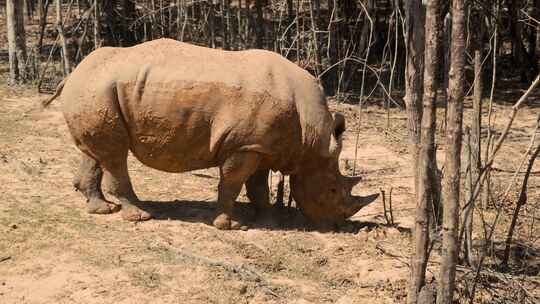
(43, 39), (378, 230)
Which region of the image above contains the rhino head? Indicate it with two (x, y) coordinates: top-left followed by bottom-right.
(290, 113), (379, 227)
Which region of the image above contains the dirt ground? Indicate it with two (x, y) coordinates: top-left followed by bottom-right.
(0, 79), (415, 303)
(1, 13), (540, 304)
(1, 74), (539, 303)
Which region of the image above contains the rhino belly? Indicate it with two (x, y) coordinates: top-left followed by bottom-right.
(126, 107), (217, 173)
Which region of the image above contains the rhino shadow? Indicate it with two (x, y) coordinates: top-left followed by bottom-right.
(132, 199), (386, 233)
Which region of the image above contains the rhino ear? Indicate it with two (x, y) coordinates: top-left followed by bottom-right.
(332, 113), (346, 140)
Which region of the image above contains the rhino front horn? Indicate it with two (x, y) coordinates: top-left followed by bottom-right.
(345, 193), (380, 218)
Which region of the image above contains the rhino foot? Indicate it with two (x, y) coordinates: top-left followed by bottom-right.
(213, 213), (247, 230)
(121, 204), (152, 221)
(87, 199), (121, 214)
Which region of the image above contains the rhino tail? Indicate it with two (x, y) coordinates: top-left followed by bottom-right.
(41, 78), (67, 108)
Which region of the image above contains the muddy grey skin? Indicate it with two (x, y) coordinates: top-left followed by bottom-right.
(43, 39), (378, 230)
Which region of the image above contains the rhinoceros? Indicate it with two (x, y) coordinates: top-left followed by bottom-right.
(43, 39), (378, 230)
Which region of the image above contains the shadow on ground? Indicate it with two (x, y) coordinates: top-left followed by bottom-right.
(127, 199), (411, 234)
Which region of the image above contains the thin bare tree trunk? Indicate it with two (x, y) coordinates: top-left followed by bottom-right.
(309, 0), (320, 75)
(286, 0), (294, 50)
(56, 0), (72, 75)
(37, 0), (50, 53)
(327, 0), (339, 95)
(438, 0), (466, 302)
(463, 15), (483, 265)
(6, 0), (28, 84)
(442, 12), (451, 134)
(225, 0), (231, 48)
(209, 0), (215, 48)
(404, 0), (425, 199)
(221, 0), (229, 49)
(535, 0), (540, 71)
(123, 0), (136, 46)
(94, 0), (101, 49)
(408, 0), (439, 303)
(255, 0), (264, 49)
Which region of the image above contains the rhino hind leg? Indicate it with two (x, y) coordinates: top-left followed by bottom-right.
(245, 169), (272, 216)
(100, 153), (152, 222)
(74, 153), (120, 214)
(213, 152), (261, 230)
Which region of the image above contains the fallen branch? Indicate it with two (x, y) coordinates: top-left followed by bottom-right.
(177, 249), (262, 281)
(0, 256), (11, 263)
(176, 248), (280, 297)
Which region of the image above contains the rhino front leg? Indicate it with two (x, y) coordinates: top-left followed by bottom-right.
(245, 169), (272, 217)
(213, 152), (261, 230)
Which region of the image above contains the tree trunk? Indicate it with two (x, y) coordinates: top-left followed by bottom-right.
(287, 0), (293, 48)
(358, 0), (374, 57)
(462, 12), (483, 266)
(254, 0), (264, 49)
(6, 0), (28, 84)
(437, 0), (466, 302)
(408, 0), (439, 303)
(536, 0), (540, 72)
(122, 0), (136, 46)
(102, 0), (117, 46)
(404, 0), (425, 193)
(56, 0), (72, 75)
(37, 0), (50, 53)
(209, 0), (216, 48)
(94, 0), (102, 49)
(510, 0), (534, 82)
(221, 0), (229, 49)
(442, 12), (451, 134)
(225, 0), (232, 49)
(326, 0), (339, 95)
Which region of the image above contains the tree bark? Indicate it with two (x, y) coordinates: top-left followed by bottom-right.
(442, 12), (451, 134)
(438, 0), (466, 302)
(462, 12), (483, 266)
(94, 0), (102, 48)
(56, 0), (72, 75)
(122, 0), (136, 46)
(221, 0), (229, 49)
(510, 0), (534, 82)
(408, 0), (440, 303)
(254, 0), (264, 49)
(327, 0), (339, 95)
(404, 0), (425, 200)
(209, 0), (216, 48)
(37, 0), (50, 53)
(535, 0), (540, 72)
(6, 0), (28, 84)
(309, 0), (320, 75)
